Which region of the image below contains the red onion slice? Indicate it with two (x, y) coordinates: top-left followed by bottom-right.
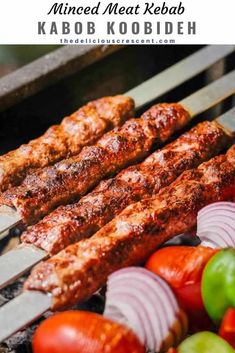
(109, 272), (178, 340)
(109, 276), (177, 324)
(104, 267), (187, 352)
(197, 202), (235, 248)
(108, 291), (157, 350)
(105, 292), (151, 346)
(108, 278), (170, 345)
(110, 267), (179, 311)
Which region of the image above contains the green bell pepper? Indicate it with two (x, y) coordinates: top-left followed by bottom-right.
(178, 332), (235, 353)
(202, 248), (235, 324)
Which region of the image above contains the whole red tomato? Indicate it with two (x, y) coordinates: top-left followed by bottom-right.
(33, 311), (145, 353)
(146, 246), (218, 332)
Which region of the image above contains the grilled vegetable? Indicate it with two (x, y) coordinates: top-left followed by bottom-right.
(32, 311), (145, 353)
(202, 249), (235, 324)
(219, 308), (235, 349)
(197, 202), (235, 248)
(103, 267), (187, 352)
(146, 246), (217, 331)
(178, 332), (235, 353)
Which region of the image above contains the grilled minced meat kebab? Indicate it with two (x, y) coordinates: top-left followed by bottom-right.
(25, 145), (235, 309)
(22, 121), (232, 255)
(0, 96), (134, 192)
(0, 103), (189, 225)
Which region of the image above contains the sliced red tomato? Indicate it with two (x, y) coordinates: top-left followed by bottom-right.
(33, 311), (145, 353)
(146, 246), (218, 332)
(219, 308), (235, 349)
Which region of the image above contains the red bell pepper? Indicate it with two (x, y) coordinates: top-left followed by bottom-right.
(219, 308), (235, 349)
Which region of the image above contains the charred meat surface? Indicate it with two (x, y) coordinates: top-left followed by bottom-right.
(22, 121), (232, 254)
(25, 145), (235, 309)
(0, 95), (134, 192)
(0, 103), (190, 224)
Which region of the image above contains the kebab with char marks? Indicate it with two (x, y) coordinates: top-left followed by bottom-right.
(1, 69), (235, 238)
(1, 84), (235, 291)
(25, 144), (235, 309)
(0, 95), (134, 192)
(0, 112), (233, 292)
(0, 103), (189, 224)
(22, 120), (232, 255)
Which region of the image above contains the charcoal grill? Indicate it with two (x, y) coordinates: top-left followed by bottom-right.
(0, 44), (235, 352)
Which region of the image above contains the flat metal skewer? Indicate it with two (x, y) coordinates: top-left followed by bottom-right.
(0, 107), (235, 342)
(126, 45), (235, 109)
(0, 69), (235, 291)
(0, 206), (21, 240)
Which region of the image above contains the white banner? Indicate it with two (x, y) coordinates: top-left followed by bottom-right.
(0, 0), (234, 44)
